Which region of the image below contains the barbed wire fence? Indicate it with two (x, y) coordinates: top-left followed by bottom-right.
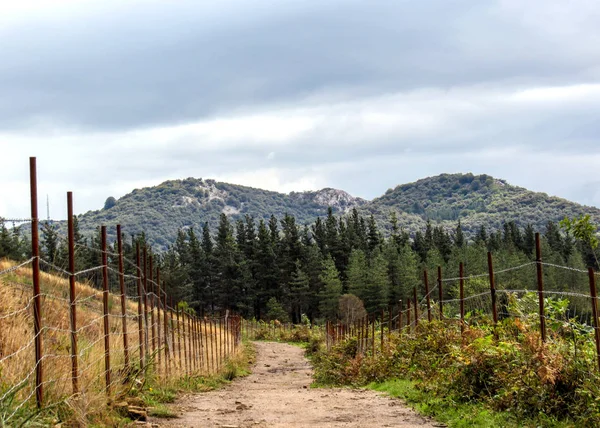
(0, 158), (242, 424)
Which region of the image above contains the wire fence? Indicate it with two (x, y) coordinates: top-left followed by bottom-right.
(0, 158), (242, 424)
(326, 234), (600, 383)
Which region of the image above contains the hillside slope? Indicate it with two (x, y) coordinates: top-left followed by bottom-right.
(76, 173), (600, 249)
(79, 178), (366, 249)
(363, 173), (600, 235)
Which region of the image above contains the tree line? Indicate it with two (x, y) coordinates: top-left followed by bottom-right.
(1, 208), (595, 323)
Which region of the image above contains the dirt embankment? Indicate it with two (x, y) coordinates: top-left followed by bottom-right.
(151, 341), (437, 428)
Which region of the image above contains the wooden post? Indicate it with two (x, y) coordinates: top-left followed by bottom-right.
(117, 225), (130, 371)
(588, 268), (600, 373)
(67, 192), (79, 395)
(424, 270), (432, 322)
(487, 252), (498, 327)
(406, 299), (411, 333)
(30, 157), (43, 408)
(438, 266), (443, 320)
(459, 262), (465, 336)
(535, 233), (547, 343)
(101, 226), (111, 395)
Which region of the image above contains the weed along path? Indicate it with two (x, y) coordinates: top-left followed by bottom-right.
(151, 341), (436, 428)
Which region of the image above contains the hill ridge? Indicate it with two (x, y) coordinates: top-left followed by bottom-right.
(75, 173), (600, 249)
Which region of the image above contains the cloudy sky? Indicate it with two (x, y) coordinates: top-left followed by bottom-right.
(1, 0), (599, 220)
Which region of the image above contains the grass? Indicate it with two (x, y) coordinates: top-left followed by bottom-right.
(368, 379), (576, 428)
(0, 258), (241, 426)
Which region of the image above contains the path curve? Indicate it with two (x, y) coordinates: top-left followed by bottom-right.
(152, 341), (437, 428)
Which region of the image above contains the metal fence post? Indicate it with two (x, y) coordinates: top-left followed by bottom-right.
(487, 252), (498, 330)
(459, 262), (465, 336)
(136, 244), (145, 370)
(101, 226), (111, 395)
(117, 225), (130, 371)
(438, 266), (443, 320)
(29, 157), (43, 408)
(67, 192), (79, 395)
(535, 233), (547, 343)
(588, 268), (600, 373)
(424, 270), (432, 322)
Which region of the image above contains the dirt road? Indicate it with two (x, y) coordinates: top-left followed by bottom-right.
(151, 341), (437, 428)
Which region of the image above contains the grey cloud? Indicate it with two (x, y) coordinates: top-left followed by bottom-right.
(2, 0), (599, 132)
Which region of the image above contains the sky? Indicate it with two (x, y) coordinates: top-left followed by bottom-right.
(1, 0), (599, 220)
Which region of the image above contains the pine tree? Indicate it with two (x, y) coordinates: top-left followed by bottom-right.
(255, 219), (279, 318)
(213, 214), (242, 311)
(454, 220), (465, 248)
(41, 221), (59, 264)
(289, 261), (310, 322)
(318, 256), (342, 320)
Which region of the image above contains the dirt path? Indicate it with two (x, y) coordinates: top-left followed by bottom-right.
(151, 341), (437, 428)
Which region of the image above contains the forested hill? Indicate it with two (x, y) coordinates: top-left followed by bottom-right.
(78, 178), (366, 248)
(363, 173), (600, 236)
(76, 173), (600, 249)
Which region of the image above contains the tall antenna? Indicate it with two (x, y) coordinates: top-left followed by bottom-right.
(46, 195), (50, 221)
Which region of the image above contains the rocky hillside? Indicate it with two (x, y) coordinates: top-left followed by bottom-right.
(78, 178), (366, 249)
(76, 173), (600, 249)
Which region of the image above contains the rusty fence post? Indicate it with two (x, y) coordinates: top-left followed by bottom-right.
(388, 306), (392, 347)
(380, 309), (384, 352)
(143, 247), (149, 364)
(181, 307), (188, 375)
(424, 270), (432, 322)
(149, 255), (157, 362)
(168, 294), (174, 375)
(588, 268), (600, 373)
(117, 225), (130, 371)
(101, 226), (111, 395)
(413, 286), (418, 329)
(438, 266), (443, 320)
(136, 244), (144, 370)
(459, 262), (465, 336)
(535, 233), (547, 343)
(210, 317), (216, 373)
(487, 252), (498, 330)
(371, 314), (375, 354)
(162, 290), (169, 376)
(66, 192), (79, 395)
(156, 267), (162, 375)
(398, 300), (403, 334)
(30, 157), (43, 408)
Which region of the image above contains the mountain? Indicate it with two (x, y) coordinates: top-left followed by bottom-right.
(361, 173), (600, 236)
(76, 173), (600, 249)
(78, 178), (366, 249)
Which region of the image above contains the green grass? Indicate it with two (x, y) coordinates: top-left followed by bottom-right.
(368, 379), (575, 428)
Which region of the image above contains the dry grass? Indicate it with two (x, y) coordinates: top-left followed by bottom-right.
(0, 258), (239, 424)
